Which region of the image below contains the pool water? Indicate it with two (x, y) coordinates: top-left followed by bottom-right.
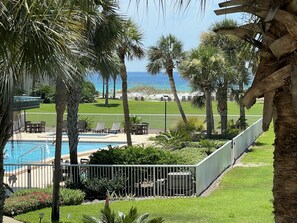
(4, 141), (124, 164)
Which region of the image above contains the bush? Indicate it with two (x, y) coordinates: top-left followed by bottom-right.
(174, 117), (205, 133)
(83, 176), (125, 200)
(154, 130), (191, 150)
(89, 145), (184, 165)
(80, 81), (98, 103)
(4, 188), (85, 216)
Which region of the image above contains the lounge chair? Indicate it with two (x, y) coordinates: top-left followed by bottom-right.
(108, 123), (121, 134)
(93, 122), (105, 133)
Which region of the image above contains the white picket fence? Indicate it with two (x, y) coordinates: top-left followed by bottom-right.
(4, 118), (263, 197)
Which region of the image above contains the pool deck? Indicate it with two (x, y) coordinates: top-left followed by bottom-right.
(12, 132), (155, 144)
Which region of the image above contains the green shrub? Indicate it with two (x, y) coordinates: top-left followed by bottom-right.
(222, 128), (241, 139)
(83, 176), (125, 200)
(89, 145), (183, 164)
(154, 130), (191, 150)
(174, 117), (205, 133)
(4, 188), (85, 216)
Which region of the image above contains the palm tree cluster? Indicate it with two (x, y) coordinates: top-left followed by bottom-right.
(178, 19), (252, 137)
(0, 1), (144, 222)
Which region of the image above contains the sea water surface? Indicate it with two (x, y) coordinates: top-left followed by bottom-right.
(87, 71), (191, 93)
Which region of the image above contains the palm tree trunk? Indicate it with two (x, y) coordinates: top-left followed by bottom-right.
(217, 84), (228, 133)
(102, 77), (105, 99)
(66, 80), (81, 184)
(167, 69), (187, 123)
(105, 77), (109, 105)
(51, 77), (67, 223)
(205, 86), (212, 138)
(239, 82), (246, 130)
(113, 75), (116, 99)
(273, 86), (297, 222)
(0, 93), (13, 223)
(119, 59), (132, 146)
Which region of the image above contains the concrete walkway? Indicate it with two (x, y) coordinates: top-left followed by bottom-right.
(3, 216), (22, 223)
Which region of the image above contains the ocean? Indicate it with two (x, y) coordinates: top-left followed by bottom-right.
(87, 71), (191, 93)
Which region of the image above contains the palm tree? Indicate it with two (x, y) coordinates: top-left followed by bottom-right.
(116, 18), (144, 146)
(179, 44), (225, 137)
(213, 0), (297, 221)
(0, 1), (89, 222)
(66, 0), (122, 169)
(147, 34), (188, 124)
(200, 19), (243, 133)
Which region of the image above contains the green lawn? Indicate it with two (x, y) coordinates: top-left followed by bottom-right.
(15, 129), (275, 223)
(26, 99), (263, 129)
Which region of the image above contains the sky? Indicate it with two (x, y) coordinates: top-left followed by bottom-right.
(118, 0), (243, 72)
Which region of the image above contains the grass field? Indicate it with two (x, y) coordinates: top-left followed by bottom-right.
(16, 129), (275, 223)
(26, 99), (263, 129)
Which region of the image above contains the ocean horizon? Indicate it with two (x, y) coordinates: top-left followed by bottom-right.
(87, 71), (191, 93)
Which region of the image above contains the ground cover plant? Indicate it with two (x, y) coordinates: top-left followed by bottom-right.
(15, 128), (274, 223)
(4, 188), (84, 216)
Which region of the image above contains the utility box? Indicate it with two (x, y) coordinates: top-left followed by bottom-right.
(167, 172), (193, 196)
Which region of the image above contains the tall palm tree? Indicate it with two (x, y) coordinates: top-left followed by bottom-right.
(147, 34), (188, 124)
(0, 1), (88, 222)
(116, 18), (144, 146)
(66, 0), (122, 169)
(200, 19), (243, 133)
(179, 44), (225, 137)
(213, 0), (297, 221)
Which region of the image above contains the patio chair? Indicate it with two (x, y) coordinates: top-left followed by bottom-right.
(108, 123), (121, 134)
(93, 122), (105, 133)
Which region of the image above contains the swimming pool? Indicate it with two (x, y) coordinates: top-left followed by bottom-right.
(4, 140), (125, 164)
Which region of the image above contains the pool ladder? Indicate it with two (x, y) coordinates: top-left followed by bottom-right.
(17, 144), (48, 164)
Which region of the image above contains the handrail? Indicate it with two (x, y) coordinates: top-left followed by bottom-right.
(17, 144), (46, 164)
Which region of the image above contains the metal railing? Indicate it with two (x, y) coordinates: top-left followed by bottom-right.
(4, 118), (263, 197)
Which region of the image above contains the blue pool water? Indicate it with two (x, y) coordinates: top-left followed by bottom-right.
(4, 141), (124, 164)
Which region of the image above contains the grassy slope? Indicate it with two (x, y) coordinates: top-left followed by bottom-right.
(16, 129), (274, 223)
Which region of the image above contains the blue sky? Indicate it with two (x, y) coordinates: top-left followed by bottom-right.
(118, 0), (242, 72)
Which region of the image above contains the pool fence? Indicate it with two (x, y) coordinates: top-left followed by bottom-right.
(4, 118), (263, 198)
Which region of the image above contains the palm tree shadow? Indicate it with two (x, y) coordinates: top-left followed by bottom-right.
(95, 103), (120, 108)
(254, 141), (268, 146)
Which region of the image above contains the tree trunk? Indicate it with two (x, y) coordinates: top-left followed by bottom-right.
(205, 86), (213, 138)
(273, 85), (297, 223)
(105, 77), (109, 105)
(0, 89), (13, 223)
(239, 82), (246, 130)
(51, 77), (67, 223)
(217, 84), (228, 133)
(102, 77), (105, 99)
(113, 75), (116, 99)
(167, 69), (188, 123)
(66, 79), (81, 183)
(119, 58), (132, 146)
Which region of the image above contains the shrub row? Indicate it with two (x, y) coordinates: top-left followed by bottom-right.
(89, 145), (184, 165)
(4, 188), (85, 216)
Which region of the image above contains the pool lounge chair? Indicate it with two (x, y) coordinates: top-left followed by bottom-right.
(93, 122), (105, 133)
(108, 123), (121, 134)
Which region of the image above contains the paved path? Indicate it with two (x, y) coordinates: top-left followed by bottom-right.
(4, 216), (22, 223)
